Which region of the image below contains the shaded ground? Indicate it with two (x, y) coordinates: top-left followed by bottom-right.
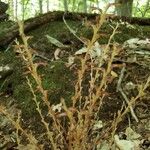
(0, 16), (150, 149)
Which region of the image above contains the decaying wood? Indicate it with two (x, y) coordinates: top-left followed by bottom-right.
(0, 1), (8, 14)
(0, 11), (150, 48)
(0, 2), (9, 22)
(110, 15), (150, 26)
(0, 13), (8, 21)
(0, 11), (84, 48)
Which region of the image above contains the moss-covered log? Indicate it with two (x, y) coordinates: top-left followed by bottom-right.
(0, 11), (150, 48)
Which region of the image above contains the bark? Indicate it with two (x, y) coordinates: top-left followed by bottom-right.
(115, 0), (133, 17)
(63, 0), (68, 11)
(21, 0), (25, 20)
(47, 0), (49, 12)
(8, 0), (14, 20)
(142, 0), (150, 17)
(83, 0), (87, 13)
(15, 0), (18, 19)
(110, 15), (150, 25)
(72, 0), (76, 12)
(0, 1), (8, 14)
(0, 11), (71, 47)
(0, 11), (150, 48)
(39, 0), (43, 14)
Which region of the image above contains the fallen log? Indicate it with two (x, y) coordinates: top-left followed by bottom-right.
(0, 11), (85, 48)
(0, 11), (150, 48)
(0, 13), (9, 21)
(0, 1), (8, 14)
(110, 15), (150, 26)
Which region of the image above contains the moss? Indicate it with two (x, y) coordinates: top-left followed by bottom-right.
(29, 20), (81, 43)
(0, 47), (75, 118)
(41, 61), (75, 104)
(13, 82), (37, 115)
(1, 18), (150, 118)
(11, 59), (74, 117)
(0, 50), (23, 91)
(0, 21), (15, 38)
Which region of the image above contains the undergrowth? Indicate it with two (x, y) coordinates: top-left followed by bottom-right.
(0, 3), (150, 150)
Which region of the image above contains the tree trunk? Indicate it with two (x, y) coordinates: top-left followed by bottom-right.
(142, 0), (150, 17)
(83, 0), (87, 13)
(8, 0), (14, 20)
(39, 0), (43, 14)
(47, 0), (49, 12)
(72, 0), (76, 12)
(15, 0), (18, 19)
(115, 0), (133, 17)
(0, 1), (8, 14)
(21, 0), (25, 20)
(63, 0), (68, 11)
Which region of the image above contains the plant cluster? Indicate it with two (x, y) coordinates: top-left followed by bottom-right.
(0, 3), (149, 150)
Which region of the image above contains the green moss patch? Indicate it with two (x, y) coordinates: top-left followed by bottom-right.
(0, 18), (149, 118)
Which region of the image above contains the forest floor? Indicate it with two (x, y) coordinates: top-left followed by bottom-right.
(0, 15), (150, 149)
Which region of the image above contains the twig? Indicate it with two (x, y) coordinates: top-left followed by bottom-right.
(117, 64), (139, 122)
(63, 13), (85, 44)
(33, 53), (51, 61)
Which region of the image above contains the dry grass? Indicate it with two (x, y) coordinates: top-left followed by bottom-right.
(0, 3), (150, 150)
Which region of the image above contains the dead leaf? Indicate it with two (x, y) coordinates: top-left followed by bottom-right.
(65, 56), (75, 67)
(54, 48), (61, 60)
(111, 70), (118, 77)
